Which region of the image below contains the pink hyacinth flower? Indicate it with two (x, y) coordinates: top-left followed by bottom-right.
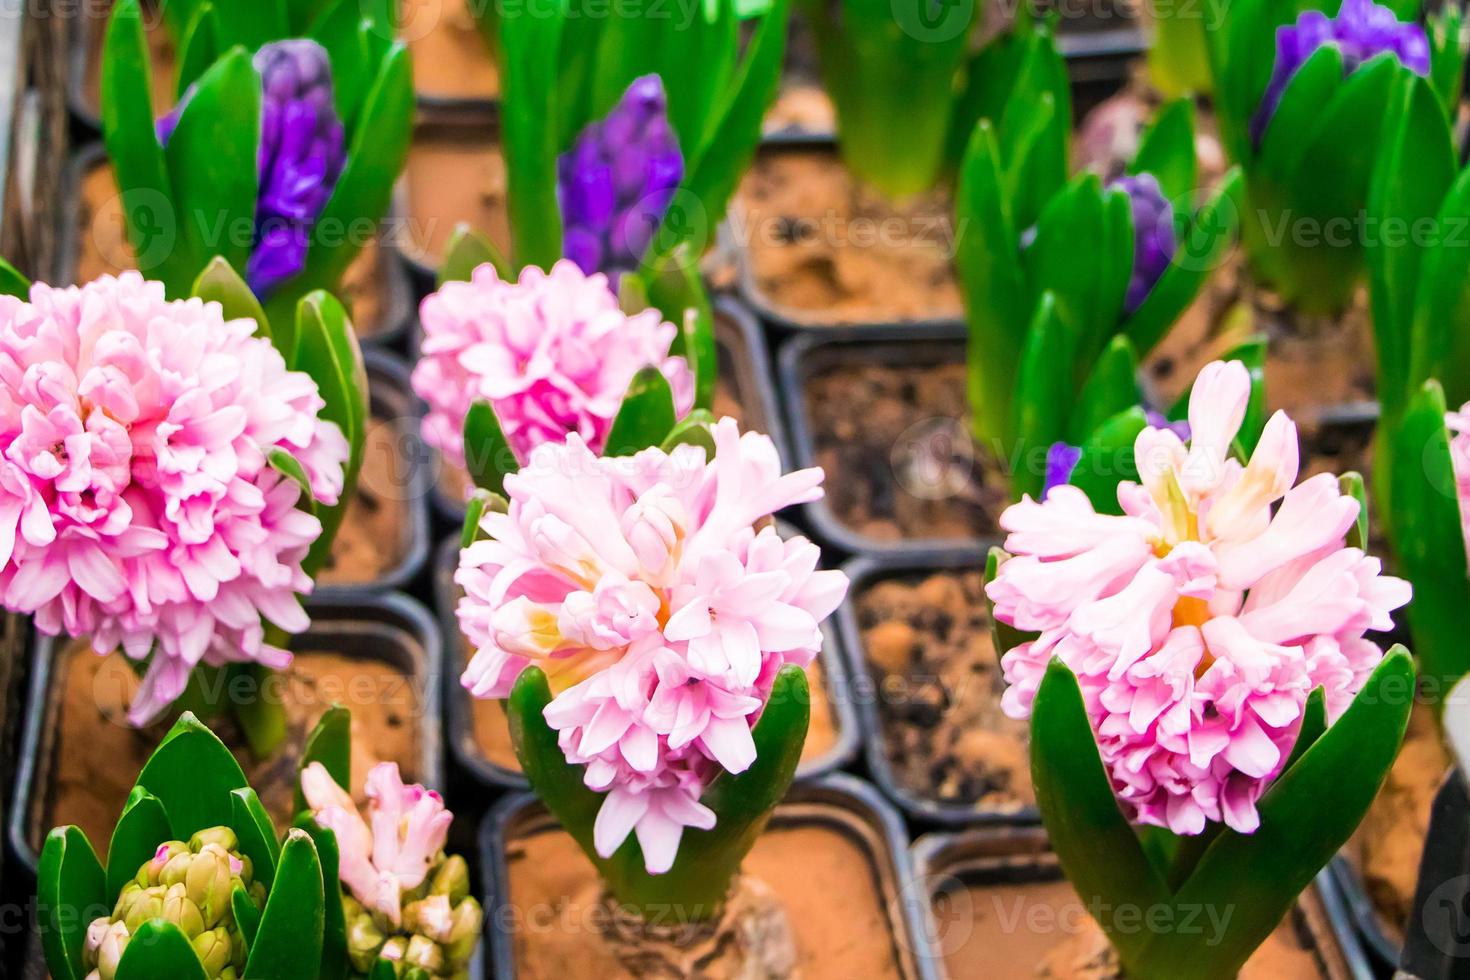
(0, 273), (349, 725)
(301, 761), (452, 926)
(456, 418), (848, 873)
(1447, 401), (1470, 553)
(412, 260), (695, 487)
(987, 360), (1410, 836)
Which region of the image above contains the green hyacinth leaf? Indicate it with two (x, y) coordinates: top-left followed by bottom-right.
(1410, 166), (1470, 413)
(174, 4), (221, 97)
(1011, 293), (1076, 500)
(233, 883), (263, 947)
(107, 786), (172, 900)
(296, 705), (352, 816)
(1069, 407), (1148, 516)
(135, 712), (249, 840)
(369, 958), (398, 980)
(1030, 659), (1170, 974)
(1389, 381), (1470, 701)
(244, 829), (325, 980)
(439, 224), (513, 286)
(1129, 98), (1197, 216)
(1280, 687), (1327, 777)
(1023, 175), (1119, 356)
(1339, 472), (1369, 552)
(459, 488), (505, 549)
(605, 367), (678, 457)
(1143, 651), (1414, 979)
(114, 918), (206, 980)
(295, 815), (347, 980)
(191, 256), (271, 342)
(464, 400), (517, 498)
(661, 410), (718, 456)
(267, 449), (317, 515)
(642, 250), (718, 412)
(0, 255), (29, 298)
(1069, 335), (1140, 444)
(38, 827), (108, 980)
(498, 0), (565, 270)
(230, 787), (281, 890)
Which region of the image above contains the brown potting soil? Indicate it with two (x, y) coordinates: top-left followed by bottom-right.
(402, 0), (499, 102)
(320, 417), (414, 586)
(858, 570), (1033, 812)
(504, 818), (905, 979)
(941, 896), (1322, 980)
(401, 126), (511, 271)
(734, 147), (963, 325)
(44, 644), (419, 859)
(77, 164), (396, 339)
(1351, 701), (1447, 946)
(461, 622), (840, 774)
(805, 359), (1005, 543)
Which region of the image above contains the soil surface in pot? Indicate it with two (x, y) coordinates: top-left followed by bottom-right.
(402, 0), (499, 102)
(504, 815), (905, 979)
(43, 643), (419, 858)
(937, 879), (1324, 979)
(734, 146), (962, 325)
(806, 358), (1006, 543)
(859, 570), (1032, 812)
(401, 127), (511, 271)
(1350, 701), (1447, 946)
(319, 416), (415, 586)
(1144, 254), (1376, 419)
(460, 626), (840, 775)
(77, 163), (397, 340)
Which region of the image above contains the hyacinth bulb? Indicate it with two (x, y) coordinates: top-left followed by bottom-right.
(1252, 0), (1429, 143)
(158, 40), (347, 297)
(82, 828), (264, 980)
(557, 74), (684, 285)
(1111, 173), (1177, 315)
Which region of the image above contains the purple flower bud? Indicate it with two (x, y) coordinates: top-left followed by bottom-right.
(157, 40), (346, 299)
(1043, 442), (1082, 498)
(1251, 0), (1429, 144)
(1145, 410), (1192, 441)
(1111, 173), (1177, 315)
(557, 74), (684, 286)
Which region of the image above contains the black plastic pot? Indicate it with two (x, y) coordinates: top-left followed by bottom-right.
(66, 0), (499, 132)
(1399, 764), (1470, 979)
(316, 349), (433, 597)
(436, 525), (861, 794)
(909, 826), (1374, 980)
(480, 772), (938, 980)
(425, 296), (791, 528)
(778, 322), (1001, 560)
(836, 550), (1041, 831)
(57, 143), (416, 349)
(7, 590), (445, 877)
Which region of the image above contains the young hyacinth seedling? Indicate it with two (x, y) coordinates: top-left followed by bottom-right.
(955, 25), (1242, 503)
(101, 0), (412, 327)
(455, 418), (847, 967)
(1208, 0), (1466, 315)
(1361, 64), (1470, 701)
(0, 256), (367, 755)
(39, 713), (328, 980)
(985, 360), (1414, 980)
(296, 709), (482, 978)
(468, 0), (787, 280)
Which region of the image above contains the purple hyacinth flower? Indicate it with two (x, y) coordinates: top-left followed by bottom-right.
(158, 40), (346, 298)
(1145, 410), (1192, 441)
(1042, 442), (1082, 498)
(1111, 173), (1177, 315)
(1251, 0), (1429, 144)
(557, 74), (684, 286)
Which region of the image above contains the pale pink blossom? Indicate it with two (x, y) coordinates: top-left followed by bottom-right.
(988, 361), (1409, 836)
(412, 260), (695, 485)
(1447, 402), (1470, 553)
(301, 761), (453, 926)
(0, 273), (348, 725)
(457, 418), (846, 873)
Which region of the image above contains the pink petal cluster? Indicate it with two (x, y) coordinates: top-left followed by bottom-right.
(412, 260), (695, 484)
(988, 361), (1409, 836)
(1447, 401), (1470, 553)
(0, 273), (348, 725)
(457, 418), (847, 873)
(302, 762), (453, 926)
